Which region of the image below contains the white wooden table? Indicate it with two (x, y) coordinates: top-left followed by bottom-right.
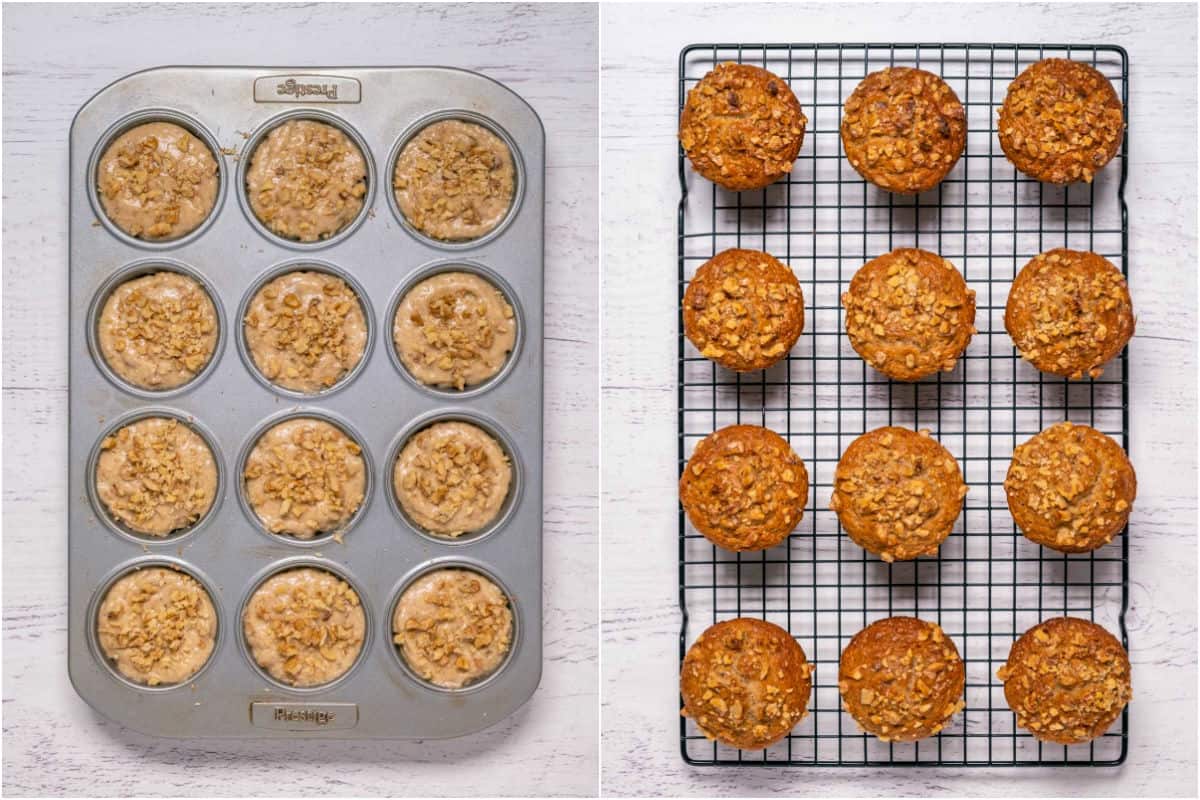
(600, 2), (1197, 797)
(1, 3), (597, 796)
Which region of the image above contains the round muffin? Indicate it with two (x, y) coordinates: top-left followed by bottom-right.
(393, 568), (514, 689)
(242, 417), (366, 539)
(831, 427), (966, 562)
(680, 618), (813, 750)
(242, 567), (366, 688)
(680, 425), (809, 552)
(842, 248), (976, 381)
(97, 566), (217, 687)
(243, 270), (368, 394)
(394, 421), (512, 538)
(679, 62), (807, 191)
(998, 58), (1124, 184)
(246, 118), (368, 242)
(683, 248), (804, 372)
(393, 271), (516, 390)
(95, 417), (218, 537)
(841, 67), (967, 194)
(998, 617), (1131, 744)
(1005, 248), (1134, 379)
(394, 119), (516, 242)
(97, 121), (220, 240)
(1005, 422), (1135, 553)
(839, 617), (965, 742)
(97, 271), (219, 391)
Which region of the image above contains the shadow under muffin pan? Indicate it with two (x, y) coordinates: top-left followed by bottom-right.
(68, 67), (544, 739)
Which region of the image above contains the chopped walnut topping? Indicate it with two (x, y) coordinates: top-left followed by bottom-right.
(393, 568), (513, 689)
(95, 416), (218, 536)
(999, 59), (1124, 184)
(97, 121), (219, 240)
(244, 271), (368, 394)
(97, 566), (216, 686)
(246, 119), (367, 242)
(243, 418), (366, 539)
(394, 421), (512, 538)
(97, 271), (218, 391)
(1005, 248), (1134, 379)
(394, 119), (516, 242)
(243, 568), (365, 687)
(393, 271), (516, 390)
(999, 617), (1131, 745)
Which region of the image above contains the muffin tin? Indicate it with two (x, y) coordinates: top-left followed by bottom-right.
(68, 66), (544, 738)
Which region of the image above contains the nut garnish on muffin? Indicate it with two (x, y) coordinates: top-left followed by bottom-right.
(683, 248), (804, 372)
(679, 62), (807, 191)
(680, 618), (813, 749)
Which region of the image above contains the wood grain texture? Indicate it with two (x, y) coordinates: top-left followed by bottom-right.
(1, 3), (597, 797)
(600, 2), (1197, 797)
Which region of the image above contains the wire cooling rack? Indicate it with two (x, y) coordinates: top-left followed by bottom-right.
(677, 43), (1130, 767)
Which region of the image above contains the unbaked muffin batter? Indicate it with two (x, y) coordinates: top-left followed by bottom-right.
(244, 271), (368, 393)
(393, 568), (513, 689)
(97, 566), (217, 686)
(97, 271), (219, 391)
(393, 119), (516, 241)
(392, 271), (516, 390)
(243, 567), (365, 687)
(242, 417), (366, 539)
(394, 421), (512, 537)
(246, 119), (367, 242)
(97, 121), (220, 240)
(96, 416), (218, 537)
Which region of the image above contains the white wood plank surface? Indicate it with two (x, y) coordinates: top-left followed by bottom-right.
(1, 3), (598, 797)
(600, 2), (1197, 797)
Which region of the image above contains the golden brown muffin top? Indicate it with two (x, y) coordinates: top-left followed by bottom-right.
(680, 425), (808, 552)
(839, 616), (965, 742)
(1005, 248), (1134, 379)
(681, 618), (813, 750)
(841, 67), (967, 194)
(998, 59), (1123, 185)
(831, 427), (966, 562)
(998, 617), (1131, 745)
(683, 248), (804, 372)
(679, 62), (807, 191)
(1005, 422), (1135, 553)
(842, 248), (976, 381)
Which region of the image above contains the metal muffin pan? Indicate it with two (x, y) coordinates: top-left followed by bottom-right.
(68, 66), (544, 738)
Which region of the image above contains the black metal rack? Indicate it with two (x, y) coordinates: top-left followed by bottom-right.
(677, 43), (1130, 767)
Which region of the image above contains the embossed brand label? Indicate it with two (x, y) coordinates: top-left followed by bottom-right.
(251, 702), (359, 730)
(253, 75), (361, 103)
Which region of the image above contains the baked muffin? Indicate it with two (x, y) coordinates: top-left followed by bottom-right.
(393, 119), (516, 242)
(96, 121), (220, 240)
(998, 617), (1131, 745)
(97, 566), (217, 686)
(242, 417), (366, 539)
(679, 63), (807, 191)
(680, 618), (813, 749)
(683, 248), (804, 372)
(243, 270), (368, 394)
(998, 58), (1124, 184)
(842, 248), (976, 381)
(1005, 248), (1134, 379)
(831, 427), (966, 562)
(1005, 422), (1135, 553)
(242, 567), (366, 687)
(95, 416), (218, 537)
(841, 67), (967, 194)
(680, 425), (809, 552)
(246, 119), (368, 242)
(97, 271), (218, 391)
(839, 616), (965, 742)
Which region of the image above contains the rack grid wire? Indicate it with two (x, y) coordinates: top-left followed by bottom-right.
(677, 43), (1130, 768)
